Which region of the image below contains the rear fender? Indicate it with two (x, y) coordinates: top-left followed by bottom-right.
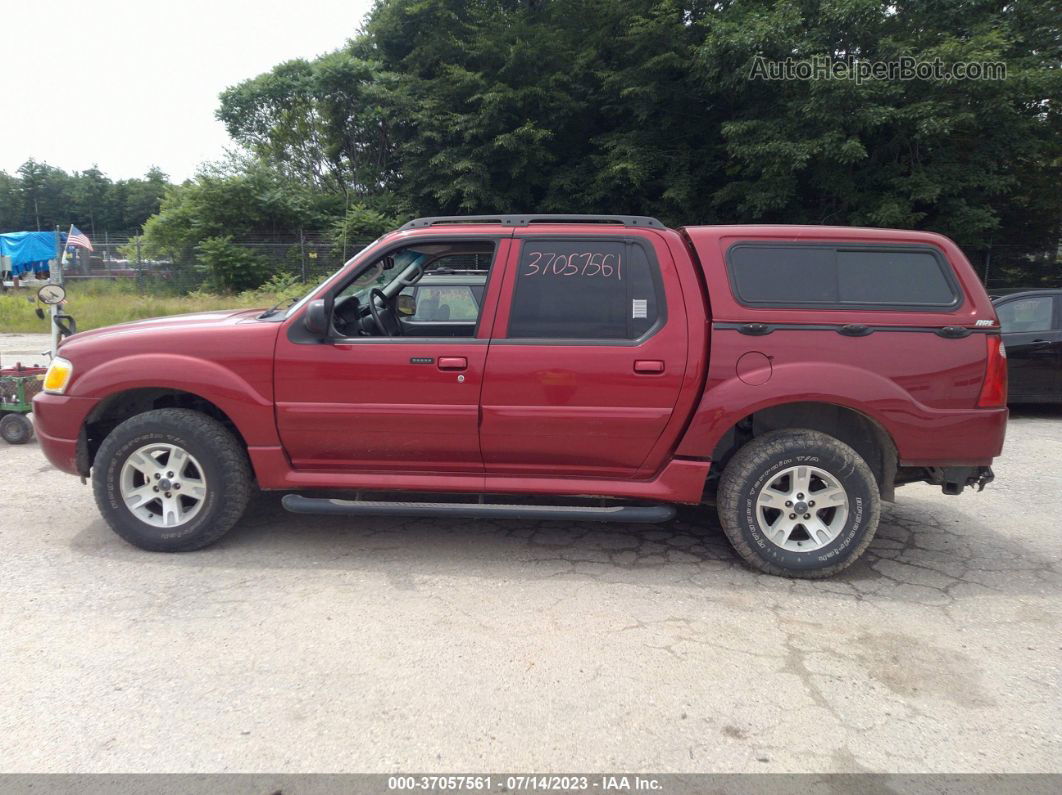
(677, 362), (926, 460)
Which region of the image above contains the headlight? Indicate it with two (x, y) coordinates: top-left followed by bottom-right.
(43, 357), (74, 394)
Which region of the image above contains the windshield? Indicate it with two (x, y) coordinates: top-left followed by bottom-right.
(335, 249), (426, 302)
(280, 237), (384, 319)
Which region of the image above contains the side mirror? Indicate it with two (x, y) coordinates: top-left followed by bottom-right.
(303, 298), (331, 337)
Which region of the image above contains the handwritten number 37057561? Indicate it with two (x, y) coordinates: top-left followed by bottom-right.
(523, 251), (622, 280)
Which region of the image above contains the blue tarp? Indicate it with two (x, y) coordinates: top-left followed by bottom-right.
(0, 231), (61, 276)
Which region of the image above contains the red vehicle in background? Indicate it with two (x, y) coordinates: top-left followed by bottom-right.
(33, 215), (1007, 578)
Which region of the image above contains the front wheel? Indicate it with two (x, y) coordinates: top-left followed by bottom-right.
(92, 408), (252, 551)
(717, 429), (880, 578)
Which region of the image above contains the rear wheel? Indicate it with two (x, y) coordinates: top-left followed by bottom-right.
(717, 429), (880, 578)
(92, 408), (252, 551)
(0, 413), (33, 445)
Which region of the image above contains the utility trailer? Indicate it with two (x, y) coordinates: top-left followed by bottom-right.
(0, 363), (45, 444)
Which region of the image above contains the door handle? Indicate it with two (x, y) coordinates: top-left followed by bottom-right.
(634, 359), (665, 374)
(438, 356), (467, 371)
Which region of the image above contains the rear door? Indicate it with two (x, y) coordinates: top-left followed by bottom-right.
(479, 230), (689, 479)
(997, 293), (1062, 400)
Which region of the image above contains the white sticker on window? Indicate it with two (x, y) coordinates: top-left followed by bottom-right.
(632, 299), (648, 319)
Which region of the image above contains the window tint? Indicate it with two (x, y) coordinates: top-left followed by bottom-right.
(507, 239), (662, 339)
(727, 244), (959, 309)
(836, 250), (956, 305)
(727, 246), (836, 305)
(997, 296), (1054, 333)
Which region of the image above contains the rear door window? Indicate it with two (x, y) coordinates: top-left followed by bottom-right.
(410, 285), (480, 322)
(506, 239), (664, 340)
(727, 244), (960, 310)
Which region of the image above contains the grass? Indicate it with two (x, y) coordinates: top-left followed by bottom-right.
(0, 278), (305, 333)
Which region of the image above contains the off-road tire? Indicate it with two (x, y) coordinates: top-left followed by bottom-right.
(717, 429), (880, 578)
(0, 413), (34, 445)
(92, 408), (253, 552)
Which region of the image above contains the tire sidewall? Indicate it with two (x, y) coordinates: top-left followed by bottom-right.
(735, 442), (875, 573)
(1, 414), (32, 444)
(98, 425), (224, 547)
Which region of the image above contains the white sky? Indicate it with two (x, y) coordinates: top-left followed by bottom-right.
(0, 0), (376, 181)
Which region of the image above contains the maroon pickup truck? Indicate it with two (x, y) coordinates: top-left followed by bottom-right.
(33, 215), (1008, 578)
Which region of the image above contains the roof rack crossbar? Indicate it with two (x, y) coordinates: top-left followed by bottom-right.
(399, 214), (665, 231)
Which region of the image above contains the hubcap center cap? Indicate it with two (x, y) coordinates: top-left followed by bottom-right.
(793, 500), (809, 514)
(158, 478), (173, 492)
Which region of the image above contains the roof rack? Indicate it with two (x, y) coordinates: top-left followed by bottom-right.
(399, 214), (665, 231)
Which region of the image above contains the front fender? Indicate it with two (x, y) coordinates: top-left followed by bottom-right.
(70, 353), (279, 446)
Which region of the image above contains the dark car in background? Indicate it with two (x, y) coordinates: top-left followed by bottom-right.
(992, 289), (1062, 403)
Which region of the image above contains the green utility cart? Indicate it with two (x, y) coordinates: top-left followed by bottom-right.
(0, 363), (44, 444)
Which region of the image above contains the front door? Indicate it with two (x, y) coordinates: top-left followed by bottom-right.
(274, 237), (508, 471)
(479, 232), (689, 479)
(997, 294), (1061, 401)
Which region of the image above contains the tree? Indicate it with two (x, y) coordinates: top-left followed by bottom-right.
(73, 165), (110, 235)
(217, 52), (396, 201)
(139, 158), (339, 263)
(0, 172), (22, 231)
(120, 167), (170, 230)
(15, 160), (73, 231)
(0, 162), (174, 233)
(194, 235), (270, 292)
(213, 0), (1059, 252)
(696, 0), (1062, 247)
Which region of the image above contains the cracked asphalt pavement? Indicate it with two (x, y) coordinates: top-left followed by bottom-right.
(0, 404), (1059, 773)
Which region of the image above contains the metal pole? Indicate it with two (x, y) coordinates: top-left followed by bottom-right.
(983, 248), (991, 286)
(50, 225), (65, 357)
(300, 229), (307, 282)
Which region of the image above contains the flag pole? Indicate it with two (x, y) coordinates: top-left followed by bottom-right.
(50, 225), (70, 358)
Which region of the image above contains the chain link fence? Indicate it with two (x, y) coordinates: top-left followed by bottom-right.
(52, 232), (1062, 294)
(63, 231), (374, 294)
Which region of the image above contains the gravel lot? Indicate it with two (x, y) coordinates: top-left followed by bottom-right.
(0, 371), (1058, 772)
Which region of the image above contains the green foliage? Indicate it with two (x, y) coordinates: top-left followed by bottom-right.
(139, 158), (341, 262)
(212, 0), (1060, 254)
(194, 235), (270, 293)
(0, 161), (169, 233)
(330, 203), (396, 250)
(252, 270), (305, 300)
(696, 0), (1062, 247)
(217, 50), (398, 200)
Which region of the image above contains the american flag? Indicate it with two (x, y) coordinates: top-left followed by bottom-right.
(66, 225), (94, 252)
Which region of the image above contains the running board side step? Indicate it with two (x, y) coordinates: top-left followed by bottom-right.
(281, 495), (676, 524)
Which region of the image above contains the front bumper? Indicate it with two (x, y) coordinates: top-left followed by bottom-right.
(31, 393), (99, 476)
